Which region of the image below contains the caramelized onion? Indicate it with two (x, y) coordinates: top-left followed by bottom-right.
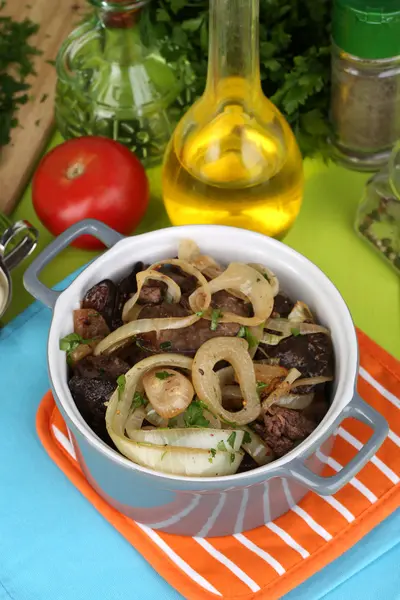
(248, 263), (279, 297)
(192, 337), (261, 425)
(190, 263), (274, 325)
(178, 239), (223, 280)
(266, 318), (330, 336)
(142, 368), (194, 419)
(94, 313), (201, 356)
(288, 301), (314, 322)
(122, 269), (181, 322)
(274, 393), (314, 410)
(241, 426), (275, 466)
(261, 368), (302, 410)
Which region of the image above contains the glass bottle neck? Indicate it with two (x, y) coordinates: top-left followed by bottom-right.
(206, 0), (261, 99)
(90, 0), (149, 28)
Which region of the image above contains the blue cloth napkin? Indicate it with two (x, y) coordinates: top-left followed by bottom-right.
(0, 269), (399, 600)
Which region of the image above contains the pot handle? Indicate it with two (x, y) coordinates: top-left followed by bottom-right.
(286, 393), (389, 495)
(23, 219), (124, 310)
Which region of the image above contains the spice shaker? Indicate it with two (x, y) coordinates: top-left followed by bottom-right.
(330, 0), (400, 171)
(355, 141), (400, 274)
(0, 216), (38, 320)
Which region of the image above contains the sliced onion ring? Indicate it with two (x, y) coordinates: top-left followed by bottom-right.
(240, 426), (275, 466)
(248, 263), (279, 297)
(266, 318), (330, 336)
(110, 439), (244, 477)
(178, 239), (224, 280)
(122, 269), (181, 322)
(126, 428), (244, 451)
(291, 376), (333, 389)
(261, 368), (302, 410)
(94, 313), (201, 356)
(106, 354), (193, 446)
(142, 368), (194, 419)
(288, 301), (314, 322)
(192, 337), (261, 425)
(190, 263), (274, 325)
(274, 393), (314, 410)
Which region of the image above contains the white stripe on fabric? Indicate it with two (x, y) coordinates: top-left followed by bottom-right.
(389, 430), (400, 448)
(263, 482), (271, 524)
(338, 427), (399, 485)
(66, 428), (77, 460)
(196, 493), (226, 538)
(282, 479), (332, 542)
(316, 450), (378, 503)
(320, 495), (355, 523)
(235, 488), (249, 534)
(146, 494), (202, 529)
(194, 538), (261, 593)
(137, 523), (222, 596)
(359, 367), (400, 410)
(52, 426), (76, 459)
(234, 533), (286, 576)
(266, 522), (310, 559)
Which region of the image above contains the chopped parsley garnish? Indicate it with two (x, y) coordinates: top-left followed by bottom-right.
(59, 332), (92, 353)
(237, 326), (258, 348)
(263, 272), (270, 282)
(117, 374), (126, 400)
(230, 453), (235, 464)
(210, 309), (223, 331)
(184, 400), (210, 428)
(243, 431), (252, 445)
(227, 431), (236, 449)
(208, 448), (217, 463)
(131, 391), (146, 410)
(256, 381), (269, 394)
(196, 310), (205, 317)
(160, 341), (172, 350)
(291, 327), (301, 337)
(217, 440), (227, 451)
(155, 371), (173, 380)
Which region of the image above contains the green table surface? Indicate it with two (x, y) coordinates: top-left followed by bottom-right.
(8, 132), (400, 360)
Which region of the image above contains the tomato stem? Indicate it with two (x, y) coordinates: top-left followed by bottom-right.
(66, 162), (85, 180)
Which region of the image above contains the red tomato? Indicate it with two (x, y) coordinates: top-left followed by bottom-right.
(32, 137), (149, 250)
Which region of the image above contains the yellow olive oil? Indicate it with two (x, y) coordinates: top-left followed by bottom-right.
(163, 95), (303, 238)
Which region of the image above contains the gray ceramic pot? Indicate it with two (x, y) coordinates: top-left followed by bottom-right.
(24, 219), (388, 537)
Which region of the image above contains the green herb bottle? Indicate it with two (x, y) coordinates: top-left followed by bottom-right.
(55, 0), (194, 167)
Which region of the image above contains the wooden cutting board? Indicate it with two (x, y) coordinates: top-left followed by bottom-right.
(0, 0), (85, 215)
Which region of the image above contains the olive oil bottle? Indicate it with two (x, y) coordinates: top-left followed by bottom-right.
(162, 0), (304, 238)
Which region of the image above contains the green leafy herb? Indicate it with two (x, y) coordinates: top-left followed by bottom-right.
(237, 326), (258, 348)
(208, 448), (217, 463)
(152, 0), (332, 158)
(184, 400), (210, 428)
(263, 273), (270, 282)
(131, 391), (146, 410)
(227, 431), (236, 449)
(160, 341), (172, 350)
(243, 431), (252, 444)
(155, 371), (173, 380)
(291, 327), (301, 337)
(196, 310), (205, 317)
(59, 333), (93, 361)
(210, 309), (223, 331)
(230, 453), (235, 464)
(256, 381), (269, 394)
(117, 374), (126, 400)
(0, 2), (42, 146)
(217, 440), (227, 451)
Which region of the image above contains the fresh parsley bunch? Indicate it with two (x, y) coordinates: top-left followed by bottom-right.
(150, 0), (332, 157)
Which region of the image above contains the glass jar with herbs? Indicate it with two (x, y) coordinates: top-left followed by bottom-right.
(330, 0), (400, 172)
(55, 0), (195, 167)
(355, 141), (400, 274)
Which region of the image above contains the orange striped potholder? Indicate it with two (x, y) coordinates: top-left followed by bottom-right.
(36, 330), (400, 600)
